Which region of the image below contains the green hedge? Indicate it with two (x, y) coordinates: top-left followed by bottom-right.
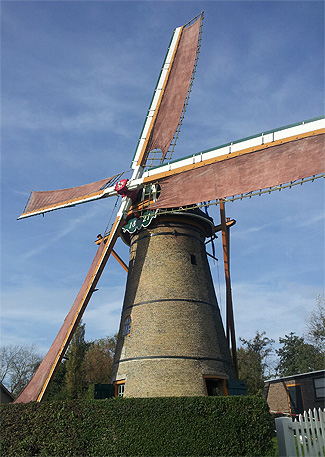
(0, 396), (274, 456)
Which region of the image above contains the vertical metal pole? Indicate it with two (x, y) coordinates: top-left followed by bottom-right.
(220, 200), (238, 378)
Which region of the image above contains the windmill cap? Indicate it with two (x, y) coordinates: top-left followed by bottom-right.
(120, 206), (214, 246)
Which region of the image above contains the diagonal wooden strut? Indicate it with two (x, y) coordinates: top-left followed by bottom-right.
(219, 200), (238, 378)
(95, 236), (128, 273)
(112, 250), (129, 273)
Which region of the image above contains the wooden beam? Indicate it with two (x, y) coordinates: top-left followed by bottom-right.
(112, 250), (128, 273)
(220, 201), (238, 378)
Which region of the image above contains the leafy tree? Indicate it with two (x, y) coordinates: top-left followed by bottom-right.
(65, 321), (89, 399)
(237, 330), (275, 395)
(43, 359), (67, 401)
(305, 295), (325, 350)
(0, 344), (42, 398)
(237, 348), (263, 395)
(44, 324), (117, 401)
(83, 335), (116, 384)
(276, 332), (324, 377)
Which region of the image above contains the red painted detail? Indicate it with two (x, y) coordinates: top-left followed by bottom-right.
(115, 179), (139, 202)
(115, 179), (129, 194)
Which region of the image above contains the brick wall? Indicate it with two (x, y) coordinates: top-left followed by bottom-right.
(265, 381), (290, 413)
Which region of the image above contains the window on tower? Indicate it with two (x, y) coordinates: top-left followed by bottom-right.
(123, 315), (132, 336)
(114, 380), (126, 397)
(190, 254), (197, 265)
(117, 383), (125, 397)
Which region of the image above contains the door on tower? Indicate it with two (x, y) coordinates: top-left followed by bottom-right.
(204, 377), (228, 396)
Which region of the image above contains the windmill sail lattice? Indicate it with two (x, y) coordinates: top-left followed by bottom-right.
(148, 119), (324, 209)
(140, 15), (202, 164)
(19, 175), (123, 219)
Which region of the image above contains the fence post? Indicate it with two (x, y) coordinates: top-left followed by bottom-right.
(275, 417), (297, 457)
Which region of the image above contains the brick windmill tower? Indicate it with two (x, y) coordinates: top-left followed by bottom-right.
(15, 13), (324, 403)
(111, 207), (237, 397)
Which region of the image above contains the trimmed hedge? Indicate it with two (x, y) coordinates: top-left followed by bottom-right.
(1, 396), (275, 456)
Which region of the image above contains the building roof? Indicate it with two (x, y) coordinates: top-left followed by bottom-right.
(265, 369), (325, 384)
(0, 382), (15, 401)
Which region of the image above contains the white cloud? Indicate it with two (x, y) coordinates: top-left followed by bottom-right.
(1, 283), (125, 354)
(231, 280), (322, 347)
(21, 204), (108, 261)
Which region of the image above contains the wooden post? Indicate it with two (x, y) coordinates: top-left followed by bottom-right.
(219, 200), (238, 378)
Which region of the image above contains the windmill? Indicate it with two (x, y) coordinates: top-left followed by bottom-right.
(14, 12), (324, 403)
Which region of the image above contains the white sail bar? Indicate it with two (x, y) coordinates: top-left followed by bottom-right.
(142, 116), (325, 181)
(131, 26), (183, 169)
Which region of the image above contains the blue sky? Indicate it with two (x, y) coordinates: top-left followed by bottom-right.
(1, 1), (324, 360)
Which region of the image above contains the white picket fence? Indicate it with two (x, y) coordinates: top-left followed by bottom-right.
(275, 408), (325, 457)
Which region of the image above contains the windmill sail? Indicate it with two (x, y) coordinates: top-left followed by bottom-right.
(18, 175), (121, 219)
(143, 17), (202, 159)
(132, 13), (203, 168)
(147, 117), (324, 209)
(14, 213), (126, 403)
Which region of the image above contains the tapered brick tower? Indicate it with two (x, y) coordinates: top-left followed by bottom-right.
(111, 209), (237, 397)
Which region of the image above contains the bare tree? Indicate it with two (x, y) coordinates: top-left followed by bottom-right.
(0, 344), (42, 398)
(305, 295), (325, 351)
